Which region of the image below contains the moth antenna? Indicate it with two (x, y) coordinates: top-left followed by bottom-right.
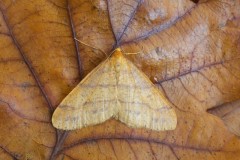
(74, 38), (108, 57)
(74, 38), (120, 75)
(123, 52), (140, 55)
(74, 38), (138, 58)
(121, 48), (141, 55)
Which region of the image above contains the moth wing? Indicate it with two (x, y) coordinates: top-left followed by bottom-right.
(52, 59), (118, 130)
(117, 57), (177, 131)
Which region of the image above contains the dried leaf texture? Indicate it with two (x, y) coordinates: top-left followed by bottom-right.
(208, 99), (240, 136)
(0, 0), (240, 160)
(52, 49), (176, 131)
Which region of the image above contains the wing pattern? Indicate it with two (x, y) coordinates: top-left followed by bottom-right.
(52, 48), (177, 131)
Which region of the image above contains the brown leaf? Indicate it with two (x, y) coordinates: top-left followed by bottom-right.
(0, 0), (240, 159)
(208, 99), (240, 136)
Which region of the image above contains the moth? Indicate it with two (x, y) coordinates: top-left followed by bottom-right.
(52, 48), (177, 131)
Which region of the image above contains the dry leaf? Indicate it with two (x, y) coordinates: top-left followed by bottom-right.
(0, 0), (240, 160)
(208, 99), (240, 137)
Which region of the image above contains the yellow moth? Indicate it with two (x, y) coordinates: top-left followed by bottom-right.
(52, 48), (177, 131)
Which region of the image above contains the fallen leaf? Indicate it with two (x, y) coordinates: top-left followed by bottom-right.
(0, 0), (240, 160)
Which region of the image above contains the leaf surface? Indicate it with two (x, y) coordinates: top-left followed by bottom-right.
(0, 0), (240, 159)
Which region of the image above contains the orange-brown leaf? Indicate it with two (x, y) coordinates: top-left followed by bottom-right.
(0, 0), (240, 159)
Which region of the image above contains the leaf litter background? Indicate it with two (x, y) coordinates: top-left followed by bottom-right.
(0, 0), (240, 159)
